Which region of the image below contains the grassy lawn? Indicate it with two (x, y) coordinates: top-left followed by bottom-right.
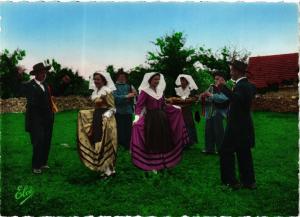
(1, 110), (298, 216)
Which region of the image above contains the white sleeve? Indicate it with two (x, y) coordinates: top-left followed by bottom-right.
(172, 105), (181, 109)
(103, 108), (116, 118)
(91, 90), (98, 100)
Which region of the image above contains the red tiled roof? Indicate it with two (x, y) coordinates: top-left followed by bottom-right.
(247, 53), (299, 89)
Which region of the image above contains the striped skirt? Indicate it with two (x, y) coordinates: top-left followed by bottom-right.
(77, 109), (117, 174)
(131, 105), (189, 171)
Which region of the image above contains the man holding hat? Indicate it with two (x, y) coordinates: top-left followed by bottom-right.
(216, 60), (256, 190)
(22, 62), (69, 174)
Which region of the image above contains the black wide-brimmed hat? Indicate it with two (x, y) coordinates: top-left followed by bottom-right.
(229, 60), (248, 73)
(30, 62), (51, 75)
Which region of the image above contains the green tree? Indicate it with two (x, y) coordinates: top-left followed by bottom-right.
(44, 59), (90, 96)
(146, 32), (212, 95)
(196, 46), (251, 80)
(105, 65), (117, 81)
(128, 65), (151, 90)
(0, 49), (29, 99)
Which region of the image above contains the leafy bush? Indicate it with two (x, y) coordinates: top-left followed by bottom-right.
(1, 32), (251, 99)
(45, 59), (91, 96)
(0, 49), (29, 99)
(128, 66), (151, 91)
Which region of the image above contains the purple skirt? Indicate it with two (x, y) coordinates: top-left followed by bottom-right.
(130, 105), (189, 171)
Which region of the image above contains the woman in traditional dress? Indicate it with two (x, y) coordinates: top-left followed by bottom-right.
(113, 69), (137, 150)
(173, 74), (199, 147)
(77, 71), (117, 178)
(130, 72), (189, 171)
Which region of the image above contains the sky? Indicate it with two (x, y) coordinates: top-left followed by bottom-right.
(0, 2), (298, 78)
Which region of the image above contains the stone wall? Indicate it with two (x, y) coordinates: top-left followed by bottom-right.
(252, 87), (299, 113)
(1, 92), (298, 113)
(252, 95), (298, 113)
(0, 96), (93, 113)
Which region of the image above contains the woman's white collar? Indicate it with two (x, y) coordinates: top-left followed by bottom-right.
(142, 87), (163, 100)
(91, 86), (112, 100)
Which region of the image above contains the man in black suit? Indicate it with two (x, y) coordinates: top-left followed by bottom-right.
(216, 60), (256, 190)
(21, 63), (69, 174)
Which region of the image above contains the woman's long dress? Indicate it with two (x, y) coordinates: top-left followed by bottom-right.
(178, 99), (198, 147)
(173, 88), (199, 147)
(131, 90), (189, 171)
(77, 92), (117, 173)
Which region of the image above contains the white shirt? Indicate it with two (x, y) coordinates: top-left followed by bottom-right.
(34, 79), (45, 92)
(235, 77), (247, 84)
(175, 86), (191, 99)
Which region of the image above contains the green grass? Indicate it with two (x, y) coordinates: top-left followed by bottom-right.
(1, 111), (298, 216)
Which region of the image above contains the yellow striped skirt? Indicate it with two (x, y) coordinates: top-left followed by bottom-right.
(77, 109), (117, 173)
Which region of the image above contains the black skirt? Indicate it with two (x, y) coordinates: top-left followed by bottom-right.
(91, 108), (108, 144)
(144, 109), (174, 154)
(182, 106), (198, 145)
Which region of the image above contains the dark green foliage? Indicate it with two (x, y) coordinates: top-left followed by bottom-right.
(128, 66), (151, 91)
(105, 65), (117, 82)
(183, 66), (214, 93)
(0, 49), (28, 98)
(147, 32), (202, 96)
(45, 59), (90, 96)
(1, 33), (251, 98)
(145, 32), (249, 95)
(1, 111), (298, 215)
(197, 46), (250, 80)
